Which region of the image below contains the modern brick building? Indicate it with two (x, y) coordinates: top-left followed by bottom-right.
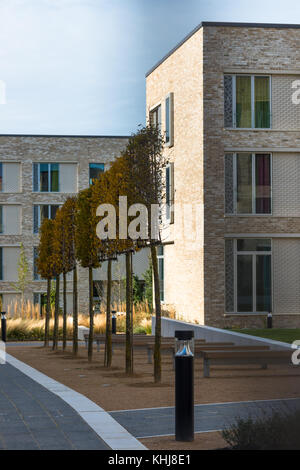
(0, 134), (149, 314)
(146, 21), (300, 328)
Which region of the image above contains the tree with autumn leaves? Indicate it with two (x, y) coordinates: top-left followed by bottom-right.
(36, 125), (166, 384)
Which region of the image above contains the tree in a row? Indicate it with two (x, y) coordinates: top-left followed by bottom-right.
(36, 124), (166, 382)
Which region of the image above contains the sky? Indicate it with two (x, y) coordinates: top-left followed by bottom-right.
(1, 0), (300, 136)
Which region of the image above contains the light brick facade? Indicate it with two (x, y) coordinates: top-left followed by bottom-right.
(0, 135), (149, 315)
(146, 22), (300, 328)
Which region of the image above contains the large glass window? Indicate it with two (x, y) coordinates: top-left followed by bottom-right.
(33, 163), (60, 192)
(33, 205), (59, 233)
(224, 75), (270, 128)
(225, 239), (272, 313)
(225, 153), (271, 215)
(89, 163), (104, 185)
(0, 163), (3, 192)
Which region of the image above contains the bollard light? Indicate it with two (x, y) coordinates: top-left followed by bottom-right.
(267, 312), (273, 329)
(112, 310), (117, 335)
(175, 330), (194, 442)
(1, 311), (7, 343)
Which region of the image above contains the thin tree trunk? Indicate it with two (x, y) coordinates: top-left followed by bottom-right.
(62, 271), (67, 350)
(44, 277), (51, 347)
(151, 245), (161, 383)
(72, 264), (78, 356)
(104, 259), (112, 367)
(52, 275), (60, 351)
(88, 266), (94, 362)
(125, 252), (133, 374)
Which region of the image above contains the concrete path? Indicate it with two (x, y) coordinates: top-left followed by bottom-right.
(0, 362), (109, 450)
(0, 353), (146, 450)
(110, 398), (300, 439)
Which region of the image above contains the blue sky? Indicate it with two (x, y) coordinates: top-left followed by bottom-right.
(1, 0), (300, 135)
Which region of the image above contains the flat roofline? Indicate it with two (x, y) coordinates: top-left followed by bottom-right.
(0, 134), (130, 138)
(145, 21), (300, 77)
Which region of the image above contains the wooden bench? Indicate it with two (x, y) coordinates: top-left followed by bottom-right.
(202, 349), (292, 378)
(83, 333), (206, 352)
(146, 341), (235, 364)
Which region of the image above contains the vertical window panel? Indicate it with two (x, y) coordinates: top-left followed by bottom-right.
(225, 239), (234, 312)
(225, 154), (234, 214)
(39, 163), (49, 192)
(255, 154), (271, 214)
(0, 206), (3, 234)
(236, 76), (252, 128)
(224, 75), (233, 128)
(237, 153), (252, 214)
(0, 163), (2, 192)
(256, 255), (272, 312)
(255, 76), (270, 128)
(237, 254), (253, 312)
(50, 163), (59, 192)
(165, 96), (170, 143)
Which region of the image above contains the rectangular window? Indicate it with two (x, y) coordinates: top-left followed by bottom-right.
(33, 247), (40, 280)
(149, 105), (161, 130)
(0, 163), (2, 192)
(33, 205), (59, 233)
(225, 153), (271, 215)
(166, 163), (174, 223)
(165, 92), (174, 146)
(157, 245), (164, 302)
(224, 75), (270, 129)
(0, 206), (2, 234)
(89, 163), (105, 185)
(33, 293), (47, 317)
(33, 163), (60, 192)
(225, 238), (272, 313)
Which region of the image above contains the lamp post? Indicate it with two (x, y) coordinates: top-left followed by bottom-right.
(174, 330), (194, 441)
(1, 312), (6, 343)
(112, 310), (117, 335)
(267, 312), (273, 329)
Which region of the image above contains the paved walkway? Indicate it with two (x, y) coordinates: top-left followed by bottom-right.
(0, 362), (109, 450)
(110, 398), (300, 438)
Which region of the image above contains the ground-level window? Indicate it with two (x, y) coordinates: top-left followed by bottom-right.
(157, 245), (164, 302)
(225, 238), (272, 313)
(225, 153), (271, 215)
(33, 293), (47, 317)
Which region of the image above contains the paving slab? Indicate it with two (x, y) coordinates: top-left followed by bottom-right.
(0, 362), (109, 450)
(110, 398), (300, 438)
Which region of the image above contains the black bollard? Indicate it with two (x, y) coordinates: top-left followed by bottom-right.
(175, 330), (194, 441)
(112, 310), (117, 335)
(267, 312), (273, 329)
(1, 312), (6, 343)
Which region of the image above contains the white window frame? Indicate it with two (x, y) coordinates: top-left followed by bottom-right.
(225, 152), (272, 216)
(34, 163), (60, 192)
(226, 74), (272, 129)
(233, 238), (272, 313)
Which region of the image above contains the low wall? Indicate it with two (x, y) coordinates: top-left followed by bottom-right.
(152, 317), (292, 351)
